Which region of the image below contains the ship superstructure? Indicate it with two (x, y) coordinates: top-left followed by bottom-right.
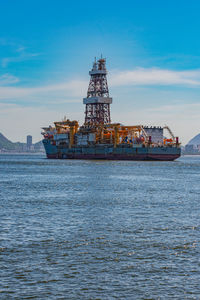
(42, 57), (181, 161)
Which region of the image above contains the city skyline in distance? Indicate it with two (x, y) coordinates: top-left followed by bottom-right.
(0, 0), (200, 145)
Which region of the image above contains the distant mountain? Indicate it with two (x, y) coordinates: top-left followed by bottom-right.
(0, 132), (13, 149)
(187, 133), (200, 146)
(0, 132), (25, 150)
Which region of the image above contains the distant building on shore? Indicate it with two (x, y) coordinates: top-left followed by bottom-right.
(27, 135), (33, 151)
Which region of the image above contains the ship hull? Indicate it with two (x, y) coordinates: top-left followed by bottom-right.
(43, 140), (181, 161)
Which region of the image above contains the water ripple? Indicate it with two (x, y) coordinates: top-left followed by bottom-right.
(0, 154), (200, 299)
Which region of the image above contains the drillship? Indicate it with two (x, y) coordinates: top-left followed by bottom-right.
(42, 58), (181, 161)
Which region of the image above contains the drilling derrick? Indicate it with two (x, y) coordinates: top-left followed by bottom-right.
(83, 57), (112, 126)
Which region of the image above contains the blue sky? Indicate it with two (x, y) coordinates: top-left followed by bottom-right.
(0, 0), (200, 144)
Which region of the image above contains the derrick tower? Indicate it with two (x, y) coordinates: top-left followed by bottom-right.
(83, 57), (112, 126)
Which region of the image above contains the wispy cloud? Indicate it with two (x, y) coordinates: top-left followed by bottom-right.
(0, 103), (83, 143)
(1, 100), (199, 144)
(0, 38), (16, 47)
(112, 102), (200, 145)
(1, 67), (200, 103)
(0, 39), (40, 67)
(147, 102), (200, 114)
(2, 52), (40, 68)
(110, 68), (200, 86)
(0, 79), (88, 102)
(0, 74), (19, 86)
(0, 70), (200, 144)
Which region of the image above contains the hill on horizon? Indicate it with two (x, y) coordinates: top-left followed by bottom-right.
(0, 132), (24, 150)
(0, 132), (42, 151)
(187, 133), (200, 146)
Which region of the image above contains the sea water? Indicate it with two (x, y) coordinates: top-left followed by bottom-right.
(0, 154), (199, 299)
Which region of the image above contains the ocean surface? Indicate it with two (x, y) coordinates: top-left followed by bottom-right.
(0, 154), (200, 299)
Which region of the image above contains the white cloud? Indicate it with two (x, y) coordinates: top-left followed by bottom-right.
(0, 79), (88, 101)
(0, 100), (199, 145)
(147, 102), (200, 115)
(1, 41), (40, 68)
(2, 52), (40, 68)
(0, 74), (19, 85)
(112, 102), (200, 145)
(0, 86), (29, 99)
(109, 68), (200, 86)
(32, 80), (88, 95)
(1, 67), (200, 144)
(0, 103), (84, 143)
(1, 67), (200, 103)
(16, 46), (26, 53)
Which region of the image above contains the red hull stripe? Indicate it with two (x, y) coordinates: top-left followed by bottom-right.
(47, 153), (180, 161)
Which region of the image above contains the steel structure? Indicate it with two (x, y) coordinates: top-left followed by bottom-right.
(83, 57), (112, 126)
